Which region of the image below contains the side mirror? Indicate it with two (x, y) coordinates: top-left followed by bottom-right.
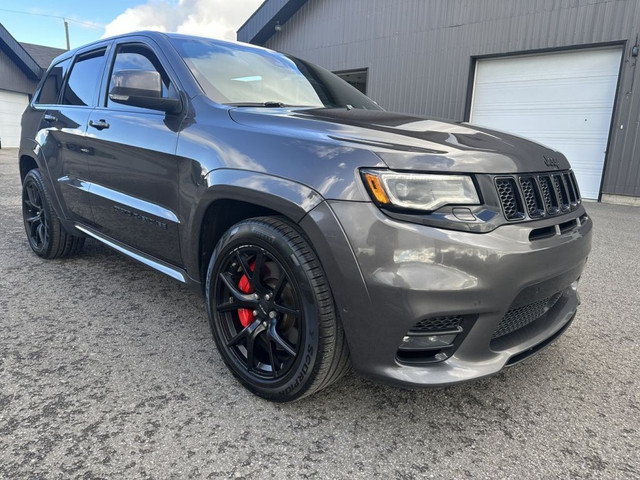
(109, 70), (181, 114)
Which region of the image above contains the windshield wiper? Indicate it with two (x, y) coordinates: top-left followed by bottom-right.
(226, 101), (289, 108)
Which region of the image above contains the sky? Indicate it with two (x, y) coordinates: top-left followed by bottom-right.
(0, 0), (263, 50)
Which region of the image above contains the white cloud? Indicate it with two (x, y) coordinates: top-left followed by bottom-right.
(102, 0), (263, 41)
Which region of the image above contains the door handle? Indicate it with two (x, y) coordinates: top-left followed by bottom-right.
(89, 119), (110, 130)
(43, 114), (57, 123)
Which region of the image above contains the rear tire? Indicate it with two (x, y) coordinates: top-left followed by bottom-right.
(206, 216), (350, 401)
(22, 169), (85, 259)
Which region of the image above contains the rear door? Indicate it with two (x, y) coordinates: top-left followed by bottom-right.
(33, 47), (109, 223)
(83, 38), (183, 266)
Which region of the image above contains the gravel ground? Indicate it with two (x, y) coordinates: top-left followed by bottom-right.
(0, 148), (638, 479)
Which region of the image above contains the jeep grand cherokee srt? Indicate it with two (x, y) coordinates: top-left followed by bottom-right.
(19, 32), (592, 401)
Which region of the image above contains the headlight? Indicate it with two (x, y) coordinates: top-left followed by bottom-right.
(361, 170), (480, 211)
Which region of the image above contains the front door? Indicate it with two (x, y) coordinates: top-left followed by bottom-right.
(84, 40), (183, 266)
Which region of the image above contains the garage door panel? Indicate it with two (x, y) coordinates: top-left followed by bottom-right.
(0, 90), (29, 148)
(471, 47), (622, 199)
(573, 172), (603, 199)
(473, 111), (613, 129)
(475, 48), (620, 79)
(541, 143), (608, 199)
(474, 80), (617, 106)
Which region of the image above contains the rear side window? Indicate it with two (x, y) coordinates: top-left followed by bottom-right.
(106, 44), (174, 110)
(35, 58), (71, 105)
(62, 49), (107, 106)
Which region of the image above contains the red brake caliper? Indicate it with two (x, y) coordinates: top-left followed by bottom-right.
(237, 261), (256, 328)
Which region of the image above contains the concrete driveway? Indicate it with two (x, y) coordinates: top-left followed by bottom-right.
(0, 147), (638, 478)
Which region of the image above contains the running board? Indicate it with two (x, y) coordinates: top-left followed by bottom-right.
(75, 224), (187, 283)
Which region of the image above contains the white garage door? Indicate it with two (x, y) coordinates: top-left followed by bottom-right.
(470, 47), (622, 199)
(0, 89), (29, 148)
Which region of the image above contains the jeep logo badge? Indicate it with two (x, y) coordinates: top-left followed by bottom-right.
(544, 156), (560, 169)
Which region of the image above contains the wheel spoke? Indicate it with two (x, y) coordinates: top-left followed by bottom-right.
(36, 223), (45, 245)
(272, 274), (287, 301)
(219, 272), (258, 304)
(25, 214), (40, 224)
(26, 184), (36, 206)
(26, 185), (40, 209)
(265, 332), (279, 377)
(268, 323), (296, 357)
(245, 321), (266, 370)
(226, 318), (260, 347)
(31, 220), (40, 238)
(273, 303), (299, 317)
(235, 251), (253, 279)
(23, 198), (37, 210)
(251, 251), (267, 292)
(245, 338), (256, 370)
(217, 299), (255, 312)
(236, 250), (268, 294)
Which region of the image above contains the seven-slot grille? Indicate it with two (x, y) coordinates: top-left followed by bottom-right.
(495, 171), (580, 221)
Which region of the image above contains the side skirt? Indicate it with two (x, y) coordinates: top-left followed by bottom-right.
(75, 224), (188, 283)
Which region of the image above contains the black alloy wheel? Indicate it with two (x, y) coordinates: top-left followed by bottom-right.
(206, 217), (350, 401)
(23, 178), (48, 252)
(21, 169), (85, 259)
(215, 245), (302, 380)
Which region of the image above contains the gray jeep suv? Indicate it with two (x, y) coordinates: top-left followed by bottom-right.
(19, 32), (592, 401)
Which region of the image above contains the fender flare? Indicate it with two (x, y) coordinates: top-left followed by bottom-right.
(18, 139), (69, 222)
(182, 168), (325, 280)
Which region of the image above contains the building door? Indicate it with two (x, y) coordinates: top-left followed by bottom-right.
(335, 69), (368, 94)
(470, 47), (622, 199)
(0, 89), (29, 148)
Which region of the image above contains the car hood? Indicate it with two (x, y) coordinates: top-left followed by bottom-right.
(228, 107), (571, 174)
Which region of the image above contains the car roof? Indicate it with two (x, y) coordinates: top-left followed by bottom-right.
(52, 31), (272, 66)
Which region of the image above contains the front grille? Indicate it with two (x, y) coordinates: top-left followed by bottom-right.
(410, 315), (463, 333)
(492, 293), (562, 340)
(538, 175), (559, 214)
(496, 171), (580, 221)
(496, 178), (524, 220)
(519, 177), (544, 218)
(553, 174), (570, 211)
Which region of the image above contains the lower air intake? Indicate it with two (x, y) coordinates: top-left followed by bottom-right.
(410, 315), (463, 333)
(492, 293), (562, 340)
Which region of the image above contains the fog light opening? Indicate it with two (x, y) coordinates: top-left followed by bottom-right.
(396, 315), (476, 365)
(397, 330), (460, 364)
(399, 332), (458, 351)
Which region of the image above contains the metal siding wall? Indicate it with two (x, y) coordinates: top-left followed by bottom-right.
(0, 49), (37, 96)
(238, 0), (291, 43)
(264, 0), (640, 197)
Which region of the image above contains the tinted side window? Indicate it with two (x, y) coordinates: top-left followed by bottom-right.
(62, 50), (107, 106)
(35, 58), (71, 105)
(107, 44), (173, 110)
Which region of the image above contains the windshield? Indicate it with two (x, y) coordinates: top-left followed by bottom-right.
(170, 37), (382, 110)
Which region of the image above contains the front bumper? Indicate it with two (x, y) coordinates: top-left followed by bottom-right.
(300, 200), (592, 387)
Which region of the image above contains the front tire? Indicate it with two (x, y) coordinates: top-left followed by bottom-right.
(206, 217), (350, 401)
(22, 169), (85, 259)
